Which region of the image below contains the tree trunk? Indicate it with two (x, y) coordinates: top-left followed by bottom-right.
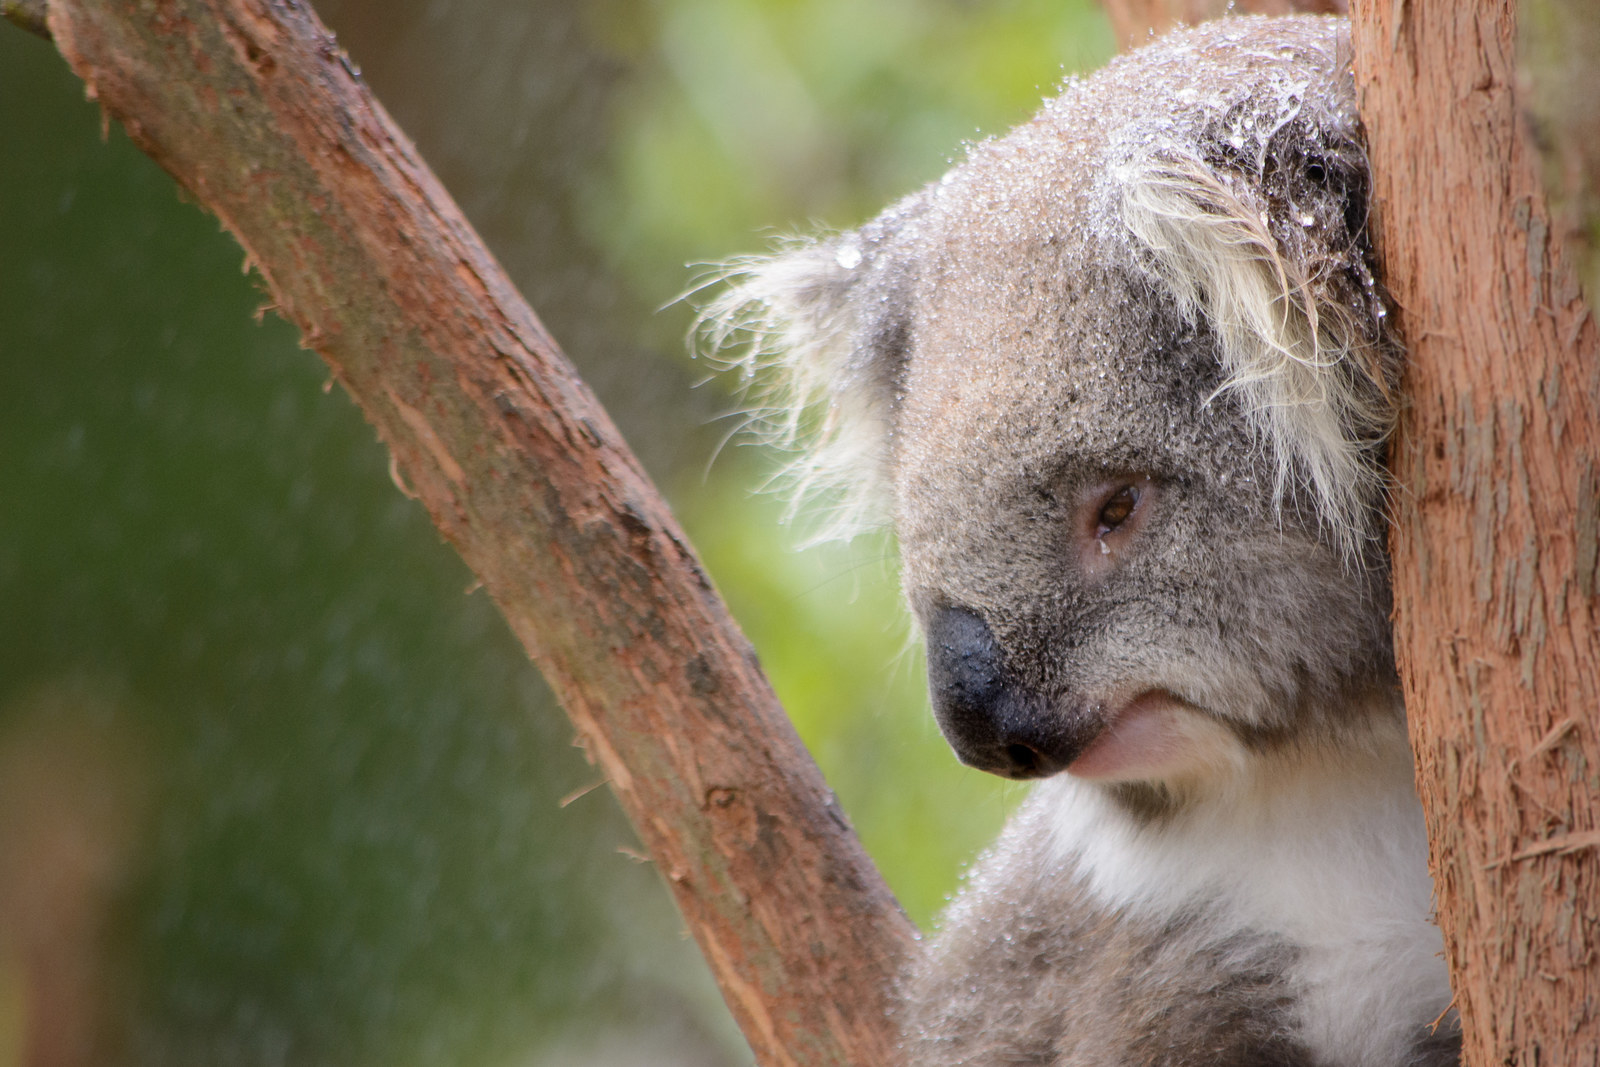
(26, 2), (917, 1064)
(1350, 4), (1600, 1065)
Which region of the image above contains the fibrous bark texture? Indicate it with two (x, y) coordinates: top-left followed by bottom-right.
(1100, 0), (1345, 50)
(39, 2), (916, 1064)
(1351, 4), (1600, 1065)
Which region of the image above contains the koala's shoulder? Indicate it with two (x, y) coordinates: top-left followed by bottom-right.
(903, 788), (1313, 1067)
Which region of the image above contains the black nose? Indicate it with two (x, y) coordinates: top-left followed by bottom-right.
(923, 605), (1098, 780)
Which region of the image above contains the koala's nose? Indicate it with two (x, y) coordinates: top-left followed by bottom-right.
(923, 605), (1097, 780)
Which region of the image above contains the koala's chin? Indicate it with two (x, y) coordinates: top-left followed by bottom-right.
(706, 14), (1459, 1067)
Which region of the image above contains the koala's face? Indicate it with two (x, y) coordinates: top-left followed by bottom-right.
(893, 184), (1392, 788)
(711, 17), (1402, 794)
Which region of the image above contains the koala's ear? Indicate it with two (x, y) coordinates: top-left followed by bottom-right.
(697, 205), (919, 539)
(1118, 151), (1397, 559)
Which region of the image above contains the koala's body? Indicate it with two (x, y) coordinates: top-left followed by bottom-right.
(707, 16), (1457, 1067)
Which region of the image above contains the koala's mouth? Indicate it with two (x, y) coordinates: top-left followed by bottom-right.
(1066, 689), (1243, 783)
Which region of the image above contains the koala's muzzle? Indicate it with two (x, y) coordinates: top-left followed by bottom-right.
(924, 605), (1101, 780)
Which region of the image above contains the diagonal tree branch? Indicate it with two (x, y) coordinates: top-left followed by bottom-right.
(29, 1), (916, 1064)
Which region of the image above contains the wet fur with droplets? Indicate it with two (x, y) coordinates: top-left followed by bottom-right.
(702, 15), (1456, 1067)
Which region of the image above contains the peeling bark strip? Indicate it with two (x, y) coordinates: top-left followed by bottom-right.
(39, 2), (914, 1063)
(1352, 4), (1600, 1065)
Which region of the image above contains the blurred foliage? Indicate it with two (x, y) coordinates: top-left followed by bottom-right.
(585, 0), (1115, 304)
(0, 1), (1111, 1065)
(0, 30), (732, 1066)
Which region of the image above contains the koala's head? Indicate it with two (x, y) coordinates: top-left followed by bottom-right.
(703, 17), (1402, 800)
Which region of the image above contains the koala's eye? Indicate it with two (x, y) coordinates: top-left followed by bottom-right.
(1075, 476), (1156, 573)
(1097, 486), (1140, 534)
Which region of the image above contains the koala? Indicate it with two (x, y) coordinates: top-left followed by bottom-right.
(704, 15), (1457, 1067)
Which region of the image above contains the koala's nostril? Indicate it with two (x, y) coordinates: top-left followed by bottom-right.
(1005, 743), (1041, 775)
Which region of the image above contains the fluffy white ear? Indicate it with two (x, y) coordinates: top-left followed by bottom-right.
(697, 219), (914, 541)
(1119, 151), (1396, 560)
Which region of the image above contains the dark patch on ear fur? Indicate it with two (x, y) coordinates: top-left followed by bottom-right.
(862, 307), (913, 420)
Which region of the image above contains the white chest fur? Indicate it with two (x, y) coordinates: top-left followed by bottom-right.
(1042, 724), (1452, 1067)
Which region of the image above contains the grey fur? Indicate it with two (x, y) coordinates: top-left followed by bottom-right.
(910, 799), (1313, 1067)
(704, 15), (1456, 1067)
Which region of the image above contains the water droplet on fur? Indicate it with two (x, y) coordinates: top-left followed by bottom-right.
(835, 245), (863, 270)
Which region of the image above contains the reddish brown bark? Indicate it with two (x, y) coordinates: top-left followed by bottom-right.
(35, 2), (916, 1064)
(1351, 4), (1600, 1064)
(1100, 0), (1345, 50)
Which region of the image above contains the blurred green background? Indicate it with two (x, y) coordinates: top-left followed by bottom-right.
(0, 2), (1111, 1064)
